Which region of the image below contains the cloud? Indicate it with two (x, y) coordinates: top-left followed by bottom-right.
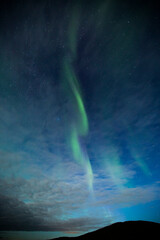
(0, 158), (160, 231)
(95, 184), (160, 208)
(0, 193), (113, 232)
(0, 194), (43, 231)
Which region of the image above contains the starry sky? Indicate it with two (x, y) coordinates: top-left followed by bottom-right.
(0, 0), (160, 239)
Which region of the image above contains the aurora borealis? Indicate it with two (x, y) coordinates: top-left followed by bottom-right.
(0, 0), (160, 239)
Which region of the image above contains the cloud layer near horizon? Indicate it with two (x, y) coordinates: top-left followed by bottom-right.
(0, 149), (160, 231)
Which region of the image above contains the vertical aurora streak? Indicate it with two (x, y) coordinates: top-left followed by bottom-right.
(125, 122), (151, 176)
(62, 3), (93, 193)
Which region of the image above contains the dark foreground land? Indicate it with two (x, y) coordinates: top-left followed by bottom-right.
(50, 221), (160, 240)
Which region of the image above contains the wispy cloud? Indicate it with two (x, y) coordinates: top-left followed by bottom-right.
(0, 154), (160, 231)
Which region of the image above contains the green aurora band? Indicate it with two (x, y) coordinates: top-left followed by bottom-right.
(62, 3), (94, 192)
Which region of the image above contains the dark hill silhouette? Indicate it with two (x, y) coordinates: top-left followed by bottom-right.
(49, 221), (160, 240)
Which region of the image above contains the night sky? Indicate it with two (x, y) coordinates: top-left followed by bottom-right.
(0, 0), (160, 239)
